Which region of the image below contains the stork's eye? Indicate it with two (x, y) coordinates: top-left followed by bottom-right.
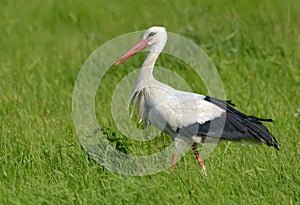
(148, 32), (156, 38)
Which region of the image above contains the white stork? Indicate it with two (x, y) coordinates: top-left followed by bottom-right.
(114, 26), (279, 172)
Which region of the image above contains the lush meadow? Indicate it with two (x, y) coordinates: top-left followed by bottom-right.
(0, 0), (299, 204)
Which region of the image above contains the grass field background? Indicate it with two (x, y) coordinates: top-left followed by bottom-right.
(1, 0), (299, 204)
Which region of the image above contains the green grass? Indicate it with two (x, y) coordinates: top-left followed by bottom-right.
(1, 0), (299, 204)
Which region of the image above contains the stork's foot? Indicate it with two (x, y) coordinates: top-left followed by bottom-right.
(197, 159), (207, 176)
(200, 164), (207, 176)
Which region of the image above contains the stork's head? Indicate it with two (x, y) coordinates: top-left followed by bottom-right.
(114, 26), (167, 66)
(142, 26), (167, 47)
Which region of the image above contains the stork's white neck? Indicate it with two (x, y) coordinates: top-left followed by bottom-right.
(142, 50), (160, 68)
(141, 37), (166, 69)
(130, 50), (159, 96)
(137, 50), (161, 84)
(133, 38), (167, 94)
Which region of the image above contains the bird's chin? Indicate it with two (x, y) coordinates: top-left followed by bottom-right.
(147, 40), (156, 46)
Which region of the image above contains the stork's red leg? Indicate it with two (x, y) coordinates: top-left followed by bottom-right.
(172, 153), (178, 168)
(192, 143), (206, 171)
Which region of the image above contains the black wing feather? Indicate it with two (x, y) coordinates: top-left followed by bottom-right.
(177, 96), (279, 150)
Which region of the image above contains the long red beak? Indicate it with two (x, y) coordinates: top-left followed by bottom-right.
(114, 39), (148, 66)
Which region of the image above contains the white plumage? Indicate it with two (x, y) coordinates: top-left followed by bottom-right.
(114, 26), (279, 173)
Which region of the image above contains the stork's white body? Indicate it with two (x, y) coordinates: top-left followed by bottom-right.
(130, 75), (223, 141)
